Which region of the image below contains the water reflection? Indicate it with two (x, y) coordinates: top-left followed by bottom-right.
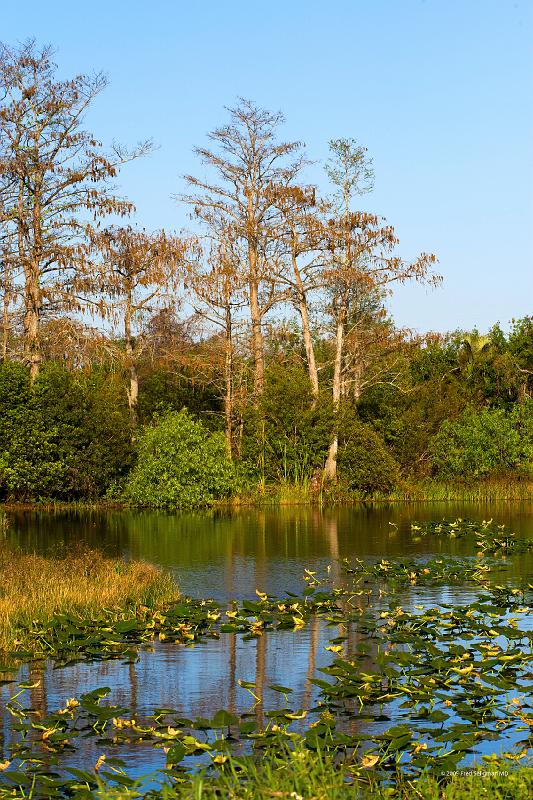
(4, 502), (532, 601)
(1, 583), (528, 776)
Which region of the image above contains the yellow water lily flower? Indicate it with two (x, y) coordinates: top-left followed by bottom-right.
(451, 664), (474, 676)
(94, 755), (106, 772)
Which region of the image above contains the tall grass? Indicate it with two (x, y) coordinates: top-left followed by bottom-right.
(230, 477), (533, 507)
(395, 478), (533, 502)
(91, 745), (532, 799)
(0, 544), (177, 651)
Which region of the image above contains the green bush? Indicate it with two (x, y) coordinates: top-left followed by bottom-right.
(0, 405), (68, 499)
(338, 411), (400, 494)
(430, 402), (533, 479)
(241, 365), (334, 483)
(0, 361), (133, 500)
(125, 409), (236, 508)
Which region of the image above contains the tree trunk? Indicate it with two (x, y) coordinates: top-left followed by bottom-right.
(128, 359), (139, 423)
(24, 269), (42, 383)
(248, 239), (265, 400)
(323, 314), (344, 481)
(124, 300), (138, 425)
(2, 263), (12, 360)
(20, 173), (43, 382)
(249, 277), (264, 400)
(292, 254), (319, 400)
(224, 304), (234, 457)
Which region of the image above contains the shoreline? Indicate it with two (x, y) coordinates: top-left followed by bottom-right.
(1, 480), (533, 514)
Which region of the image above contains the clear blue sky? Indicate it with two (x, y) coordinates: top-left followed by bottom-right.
(3, 0), (532, 333)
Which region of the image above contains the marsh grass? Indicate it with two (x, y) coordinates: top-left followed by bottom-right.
(183, 755), (532, 800)
(394, 478), (533, 502)
(229, 476), (533, 507)
(0, 544), (177, 651)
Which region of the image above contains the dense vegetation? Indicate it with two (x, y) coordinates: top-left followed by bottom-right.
(0, 543), (176, 651)
(0, 318), (531, 506)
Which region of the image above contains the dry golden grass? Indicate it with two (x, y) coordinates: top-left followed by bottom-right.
(0, 544), (177, 651)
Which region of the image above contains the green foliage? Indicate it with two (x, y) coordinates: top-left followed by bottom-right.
(241, 365), (333, 483)
(125, 409), (236, 508)
(0, 316), (532, 502)
(408, 334), (460, 383)
(338, 409), (400, 494)
(430, 401), (533, 480)
(0, 361), (133, 500)
(0, 405), (67, 499)
(0, 360), (31, 411)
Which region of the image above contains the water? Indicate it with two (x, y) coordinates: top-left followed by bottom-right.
(4, 501), (533, 600)
(1, 502), (532, 778)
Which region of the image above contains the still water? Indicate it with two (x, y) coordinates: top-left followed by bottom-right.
(4, 501), (533, 600)
(1, 502), (532, 777)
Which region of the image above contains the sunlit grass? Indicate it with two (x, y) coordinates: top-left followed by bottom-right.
(0, 544), (177, 651)
(89, 745), (532, 799)
(231, 477), (533, 506)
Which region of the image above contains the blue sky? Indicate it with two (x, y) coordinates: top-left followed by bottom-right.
(2, 0), (532, 333)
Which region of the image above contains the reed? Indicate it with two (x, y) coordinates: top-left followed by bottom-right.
(0, 544), (176, 651)
(229, 477), (533, 507)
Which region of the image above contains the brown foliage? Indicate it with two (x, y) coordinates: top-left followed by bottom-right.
(0, 40), (151, 379)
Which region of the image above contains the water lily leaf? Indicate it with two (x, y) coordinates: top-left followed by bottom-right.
(212, 710), (239, 728)
(166, 742), (186, 764)
(113, 620), (138, 633)
(64, 767), (97, 783)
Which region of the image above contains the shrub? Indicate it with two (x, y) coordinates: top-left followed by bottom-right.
(337, 411), (400, 494)
(0, 361), (133, 500)
(430, 402), (533, 480)
(0, 406), (68, 499)
(125, 409), (236, 508)
(241, 365), (334, 483)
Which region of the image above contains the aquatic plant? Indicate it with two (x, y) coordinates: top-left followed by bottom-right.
(0, 580), (531, 798)
(0, 518), (531, 798)
(410, 518), (533, 554)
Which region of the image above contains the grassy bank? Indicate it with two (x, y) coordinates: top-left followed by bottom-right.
(0, 545), (176, 651)
(1, 477), (532, 514)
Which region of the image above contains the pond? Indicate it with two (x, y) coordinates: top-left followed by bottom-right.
(1, 502), (532, 784)
(4, 501), (533, 601)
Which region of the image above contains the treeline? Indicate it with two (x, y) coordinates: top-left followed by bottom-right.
(0, 317), (531, 504)
(0, 41), (531, 505)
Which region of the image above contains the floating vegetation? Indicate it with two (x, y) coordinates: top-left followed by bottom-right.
(0, 581), (532, 798)
(341, 554), (498, 584)
(410, 518), (533, 555)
